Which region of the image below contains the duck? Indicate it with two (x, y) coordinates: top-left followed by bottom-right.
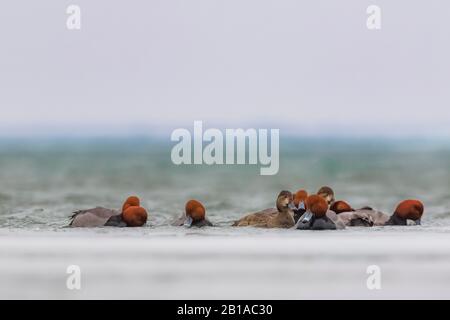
(329, 199), (424, 227)
(330, 200), (354, 214)
(233, 190), (296, 228)
(294, 194), (341, 230)
(293, 189), (308, 223)
(171, 199), (213, 227)
(329, 208), (375, 227)
(327, 200), (374, 227)
(69, 196), (148, 227)
(317, 186), (335, 207)
(385, 199), (424, 225)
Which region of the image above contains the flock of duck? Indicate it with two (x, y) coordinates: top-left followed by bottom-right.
(69, 186), (424, 230)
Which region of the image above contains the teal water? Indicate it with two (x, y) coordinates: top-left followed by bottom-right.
(1, 137), (450, 300)
(0, 137), (449, 230)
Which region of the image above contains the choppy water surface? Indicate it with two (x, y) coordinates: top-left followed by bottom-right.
(1, 137), (450, 299)
(0, 137), (449, 232)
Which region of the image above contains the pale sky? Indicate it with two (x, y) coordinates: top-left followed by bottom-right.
(0, 1), (449, 137)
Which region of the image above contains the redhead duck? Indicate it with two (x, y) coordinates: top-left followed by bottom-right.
(329, 200), (424, 227)
(172, 199), (213, 228)
(69, 196), (148, 227)
(326, 198), (385, 227)
(330, 200), (354, 214)
(122, 196), (140, 212)
(385, 199), (424, 226)
(330, 200), (373, 214)
(327, 200), (373, 227)
(317, 186), (335, 206)
(293, 189), (308, 223)
(233, 191), (296, 228)
(295, 194), (340, 230)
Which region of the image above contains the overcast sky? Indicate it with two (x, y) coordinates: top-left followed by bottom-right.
(0, 0), (449, 137)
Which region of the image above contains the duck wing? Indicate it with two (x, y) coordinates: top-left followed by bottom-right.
(335, 209), (384, 227)
(232, 208), (277, 227)
(69, 207), (121, 227)
(360, 209), (389, 226)
(333, 211), (364, 226)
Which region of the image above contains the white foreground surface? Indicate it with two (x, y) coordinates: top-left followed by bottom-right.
(1, 228), (450, 299)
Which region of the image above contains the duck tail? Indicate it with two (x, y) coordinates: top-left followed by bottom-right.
(69, 210), (82, 219)
(68, 210), (84, 225)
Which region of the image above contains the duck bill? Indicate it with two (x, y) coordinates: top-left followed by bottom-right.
(298, 201), (305, 210)
(300, 210), (313, 223)
(183, 216), (193, 228)
(288, 202), (296, 210)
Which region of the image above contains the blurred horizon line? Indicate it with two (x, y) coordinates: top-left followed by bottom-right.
(1, 121), (450, 139)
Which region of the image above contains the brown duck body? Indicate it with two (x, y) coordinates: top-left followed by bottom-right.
(233, 191), (296, 228)
(232, 208), (277, 227)
(69, 207), (126, 227)
(233, 208), (295, 228)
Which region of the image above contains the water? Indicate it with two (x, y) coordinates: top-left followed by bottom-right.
(0, 137), (449, 230)
(1, 137), (450, 299)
